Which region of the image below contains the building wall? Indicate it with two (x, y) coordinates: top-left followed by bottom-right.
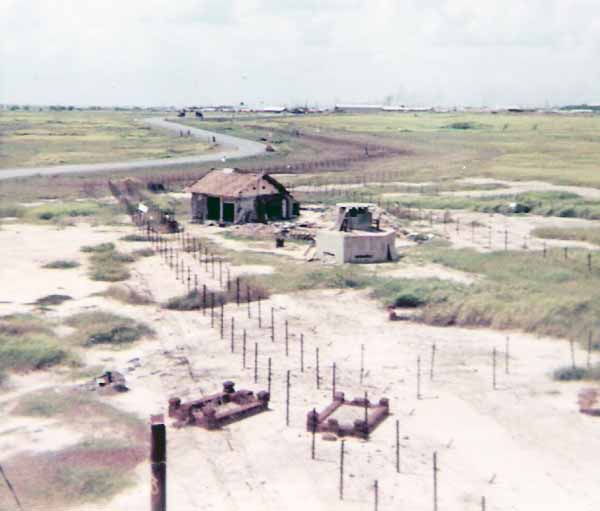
(316, 230), (398, 263)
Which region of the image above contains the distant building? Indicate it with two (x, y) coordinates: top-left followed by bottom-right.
(334, 104), (383, 113)
(186, 169), (299, 224)
(315, 203), (398, 264)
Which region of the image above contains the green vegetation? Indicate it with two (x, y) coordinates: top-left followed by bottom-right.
(82, 242), (133, 281)
(0, 315), (68, 375)
(98, 284), (154, 305)
(120, 233), (153, 242)
(165, 280), (269, 310)
(0, 110), (211, 169)
(553, 365), (600, 381)
(532, 226), (600, 246)
(43, 259), (80, 269)
(33, 294), (72, 307)
(381, 191), (600, 220)
(65, 311), (154, 347)
(5, 388), (146, 509)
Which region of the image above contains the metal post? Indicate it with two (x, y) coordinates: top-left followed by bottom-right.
(210, 293), (215, 328)
(492, 347), (497, 390)
(236, 277), (240, 306)
(395, 419), (400, 473)
(430, 343), (436, 381)
(311, 407), (317, 460)
(271, 307), (275, 342)
(230, 317), (235, 353)
(332, 362), (336, 398)
(417, 356), (422, 400)
(254, 342), (258, 383)
(242, 330), (247, 368)
(247, 285), (251, 318)
(364, 391), (369, 439)
(360, 344), (365, 385)
(285, 319), (289, 356)
(433, 452), (438, 511)
(220, 303), (224, 339)
(374, 480), (379, 511)
(339, 439), (345, 500)
(316, 347), (320, 389)
(268, 357), (272, 395)
(150, 420), (166, 511)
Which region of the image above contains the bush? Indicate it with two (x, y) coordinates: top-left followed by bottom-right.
(66, 311), (154, 347)
(164, 280), (270, 310)
(81, 242), (115, 253)
(43, 259), (80, 269)
(0, 334), (68, 372)
(552, 365), (600, 381)
(27, 202), (101, 222)
(34, 294), (72, 306)
(98, 285), (153, 305)
(120, 234), (150, 242)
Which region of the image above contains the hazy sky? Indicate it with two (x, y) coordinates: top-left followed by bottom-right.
(2, 0), (600, 107)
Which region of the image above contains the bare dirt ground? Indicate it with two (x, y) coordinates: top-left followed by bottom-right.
(1, 219), (599, 511)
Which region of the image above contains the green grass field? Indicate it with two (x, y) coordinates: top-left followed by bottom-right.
(0, 111), (212, 169)
(256, 112), (600, 189)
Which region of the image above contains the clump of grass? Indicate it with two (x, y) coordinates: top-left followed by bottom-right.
(120, 233), (151, 242)
(132, 247), (154, 258)
(82, 243), (135, 281)
(553, 365), (600, 381)
(34, 294), (72, 306)
(0, 334), (68, 372)
(0, 204), (25, 218)
(370, 278), (464, 308)
(66, 311), (154, 347)
(165, 280), (269, 310)
(25, 201), (101, 222)
(81, 242), (115, 253)
(42, 259), (80, 269)
(98, 285), (154, 305)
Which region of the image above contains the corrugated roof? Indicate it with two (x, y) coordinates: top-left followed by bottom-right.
(186, 169), (283, 198)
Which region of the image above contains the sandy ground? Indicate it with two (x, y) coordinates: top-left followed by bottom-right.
(1, 220), (599, 511)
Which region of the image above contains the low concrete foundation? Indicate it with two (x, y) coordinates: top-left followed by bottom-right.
(315, 229), (398, 264)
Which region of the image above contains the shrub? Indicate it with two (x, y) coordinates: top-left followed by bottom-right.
(165, 280), (270, 310)
(34, 294), (72, 306)
(27, 202), (100, 222)
(81, 242), (115, 253)
(66, 311), (154, 347)
(43, 259), (80, 269)
(98, 285), (154, 305)
(0, 334), (68, 372)
(553, 365), (600, 381)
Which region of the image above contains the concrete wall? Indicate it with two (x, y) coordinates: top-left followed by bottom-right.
(316, 229), (398, 264)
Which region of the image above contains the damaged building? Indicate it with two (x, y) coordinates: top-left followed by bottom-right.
(315, 203), (398, 263)
(187, 168), (299, 224)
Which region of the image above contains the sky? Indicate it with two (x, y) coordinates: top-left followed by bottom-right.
(2, 0), (600, 108)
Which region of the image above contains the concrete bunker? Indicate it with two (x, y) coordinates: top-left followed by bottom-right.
(186, 168), (299, 224)
(307, 392), (389, 439)
(168, 381), (270, 429)
(315, 203), (398, 264)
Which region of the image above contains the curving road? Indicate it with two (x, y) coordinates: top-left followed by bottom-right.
(0, 117), (267, 181)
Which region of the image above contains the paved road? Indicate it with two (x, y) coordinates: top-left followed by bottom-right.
(0, 117), (266, 181)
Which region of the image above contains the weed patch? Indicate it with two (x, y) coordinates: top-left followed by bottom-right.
(66, 311), (154, 347)
(42, 259), (80, 269)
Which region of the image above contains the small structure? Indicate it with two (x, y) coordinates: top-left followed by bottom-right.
(168, 381), (270, 429)
(307, 392), (389, 439)
(186, 169), (299, 224)
(315, 203), (398, 263)
(90, 370), (128, 393)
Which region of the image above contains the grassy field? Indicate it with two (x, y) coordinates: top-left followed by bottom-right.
(256, 112), (600, 189)
(0, 110), (212, 169)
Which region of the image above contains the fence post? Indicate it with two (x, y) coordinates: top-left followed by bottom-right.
(150, 419), (167, 511)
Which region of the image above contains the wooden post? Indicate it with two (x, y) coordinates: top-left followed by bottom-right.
(430, 343), (436, 381)
(286, 370), (291, 426)
(247, 285), (251, 318)
(254, 342), (258, 383)
(226, 267), (231, 291)
(417, 356), (422, 400)
(210, 293), (215, 328)
(236, 277), (240, 306)
(433, 452), (438, 511)
(285, 320), (289, 357)
(395, 419), (400, 473)
(150, 420), (166, 511)
(271, 307), (275, 343)
(230, 317), (235, 353)
(220, 303), (224, 339)
(374, 480), (379, 511)
(339, 439), (345, 500)
(300, 334), (305, 373)
(258, 296), (262, 328)
(332, 362), (336, 399)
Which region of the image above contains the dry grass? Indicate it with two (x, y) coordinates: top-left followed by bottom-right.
(65, 310), (154, 347)
(98, 284), (154, 305)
